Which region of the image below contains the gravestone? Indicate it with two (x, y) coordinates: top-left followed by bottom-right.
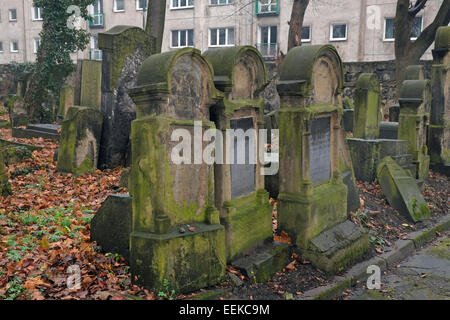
(389, 104), (400, 122)
(276, 45), (368, 271)
(377, 157), (430, 223)
(428, 26), (450, 173)
(0, 151), (11, 197)
(128, 48), (225, 293)
(80, 60), (102, 110)
(98, 26), (154, 169)
(398, 80), (431, 181)
(204, 46), (273, 262)
(59, 86), (75, 119)
(405, 65), (425, 80)
(353, 73), (381, 140)
(16, 72), (32, 98)
(379, 122), (398, 139)
(56, 106), (103, 175)
(7, 96), (29, 127)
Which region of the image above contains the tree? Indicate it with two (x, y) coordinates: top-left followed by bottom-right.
(394, 0), (450, 89)
(25, 0), (94, 123)
(287, 0), (310, 51)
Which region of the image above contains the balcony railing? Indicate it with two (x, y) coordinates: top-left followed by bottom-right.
(90, 49), (103, 61)
(255, 0), (279, 16)
(256, 43), (279, 60)
(89, 13), (104, 27)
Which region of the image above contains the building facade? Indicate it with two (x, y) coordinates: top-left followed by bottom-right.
(0, 0), (445, 65)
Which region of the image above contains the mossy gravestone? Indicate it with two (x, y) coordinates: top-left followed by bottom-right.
(80, 60), (102, 110)
(377, 157), (430, 223)
(429, 26), (450, 172)
(56, 106), (103, 175)
(59, 86), (75, 120)
(203, 46), (273, 262)
(398, 80), (431, 181)
(353, 73), (381, 140)
(7, 96), (29, 127)
(276, 45), (368, 272)
(98, 26), (154, 169)
(128, 48), (226, 293)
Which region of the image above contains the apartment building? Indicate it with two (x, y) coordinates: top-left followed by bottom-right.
(0, 0), (445, 64)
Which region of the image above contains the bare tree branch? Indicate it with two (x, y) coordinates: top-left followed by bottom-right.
(408, 0), (428, 17)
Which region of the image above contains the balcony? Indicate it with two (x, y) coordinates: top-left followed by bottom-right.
(256, 43), (279, 60)
(90, 49), (103, 61)
(89, 13), (104, 28)
(256, 0), (279, 16)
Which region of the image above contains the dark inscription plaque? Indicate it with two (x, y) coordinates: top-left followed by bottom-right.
(309, 117), (331, 185)
(230, 117), (256, 199)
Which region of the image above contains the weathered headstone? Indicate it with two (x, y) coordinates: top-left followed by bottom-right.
(90, 194), (132, 260)
(7, 96), (29, 127)
(377, 157), (430, 223)
(389, 104), (400, 122)
(204, 46), (273, 262)
(405, 65), (425, 80)
(398, 80), (431, 180)
(59, 86), (75, 119)
(15, 72), (32, 98)
(98, 26), (154, 169)
(353, 73), (381, 140)
(80, 60), (102, 110)
(128, 48), (225, 293)
(379, 121), (398, 139)
(429, 26), (450, 173)
(56, 106), (103, 175)
(276, 45), (368, 271)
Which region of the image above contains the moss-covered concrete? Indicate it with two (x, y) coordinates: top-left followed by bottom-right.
(2, 145), (32, 165)
(7, 96), (29, 127)
(221, 190), (273, 262)
(80, 60), (102, 110)
(56, 106), (103, 175)
(353, 73), (380, 140)
(130, 223), (226, 293)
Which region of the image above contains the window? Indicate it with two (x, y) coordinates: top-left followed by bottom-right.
(33, 38), (41, 53)
(10, 41), (19, 53)
(9, 9), (17, 21)
(171, 29), (194, 48)
(256, 0), (278, 15)
(90, 36), (102, 60)
(33, 7), (43, 21)
(384, 18), (395, 41)
(209, 28), (235, 47)
(0, 42), (3, 53)
(384, 16), (423, 41)
(114, 0), (125, 12)
(258, 26), (278, 59)
(210, 0), (233, 5)
(330, 23), (347, 41)
(90, 0), (104, 26)
(136, 0), (147, 10)
(411, 16), (423, 40)
(171, 0), (194, 9)
(301, 26), (311, 43)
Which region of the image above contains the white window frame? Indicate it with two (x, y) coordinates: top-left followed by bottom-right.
(210, 0), (233, 5)
(330, 23), (347, 41)
(33, 38), (41, 54)
(10, 41), (19, 53)
(383, 18), (395, 42)
(410, 16), (423, 41)
(209, 28), (235, 47)
(9, 9), (17, 21)
(32, 6), (43, 21)
(259, 25), (277, 45)
(136, 0), (147, 11)
(301, 25), (311, 43)
(171, 0), (194, 10)
(113, 0), (125, 12)
(170, 29), (194, 48)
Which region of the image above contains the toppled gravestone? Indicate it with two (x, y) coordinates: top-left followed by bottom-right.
(90, 194), (132, 260)
(7, 96), (29, 127)
(302, 220), (369, 274)
(377, 156), (430, 223)
(56, 106), (103, 175)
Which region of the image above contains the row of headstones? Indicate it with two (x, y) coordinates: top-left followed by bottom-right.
(86, 43), (369, 293)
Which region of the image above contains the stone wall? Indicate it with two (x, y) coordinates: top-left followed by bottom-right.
(264, 60), (433, 115)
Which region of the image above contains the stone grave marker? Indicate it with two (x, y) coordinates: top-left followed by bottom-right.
(80, 60), (102, 110)
(56, 106), (103, 175)
(405, 65), (425, 80)
(398, 80), (431, 180)
(276, 45), (368, 272)
(7, 96), (29, 127)
(429, 26), (450, 173)
(128, 48), (225, 293)
(204, 46), (273, 262)
(59, 86), (75, 119)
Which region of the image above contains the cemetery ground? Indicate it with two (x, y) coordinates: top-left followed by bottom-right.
(0, 119), (448, 300)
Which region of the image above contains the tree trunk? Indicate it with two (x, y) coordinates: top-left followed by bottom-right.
(287, 0), (310, 51)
